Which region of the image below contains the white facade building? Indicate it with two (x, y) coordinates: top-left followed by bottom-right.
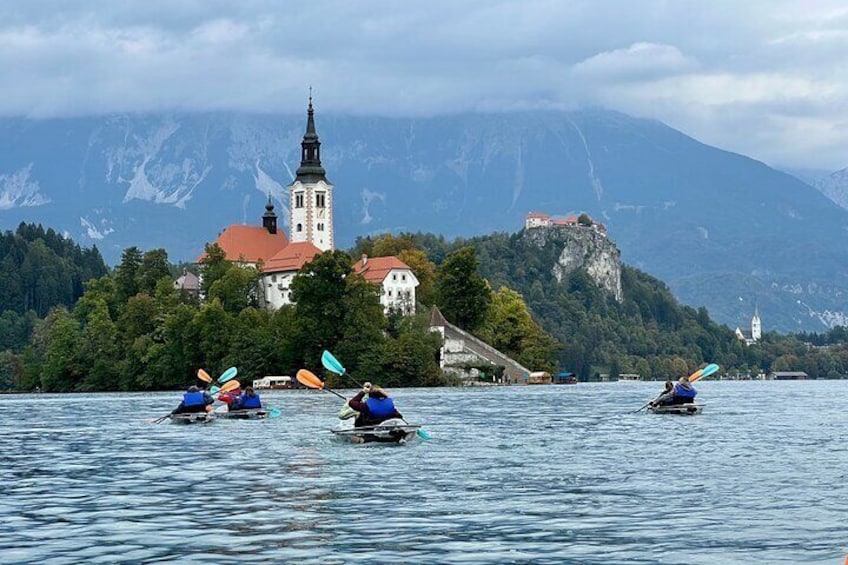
(354, 255), (419, 314)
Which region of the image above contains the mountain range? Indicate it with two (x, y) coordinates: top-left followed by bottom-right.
(1, 109), (846, 333)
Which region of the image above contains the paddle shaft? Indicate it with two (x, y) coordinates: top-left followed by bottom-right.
(321, 387), (348, 400)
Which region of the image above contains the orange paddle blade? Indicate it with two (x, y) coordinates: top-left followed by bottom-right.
(296, 369), (324, 390)
(688, 368), (703, 381)
(219, 379), (240, 393)
(197, 369), (212, 383)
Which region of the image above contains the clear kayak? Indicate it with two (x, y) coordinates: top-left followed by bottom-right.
(648, 403), (704, 415)
(169, 412), (214, 424)
(331, 419), (421, 444)
(215, 408), (268, 420)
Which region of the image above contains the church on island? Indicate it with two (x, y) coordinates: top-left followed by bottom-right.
(196, 98), (419, 315)
(735, 307), (762, 345)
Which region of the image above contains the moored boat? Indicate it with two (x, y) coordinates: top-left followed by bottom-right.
(169, 412), (214, 424)
(648, 403), (704, 415)
(331, 419), (420, 444)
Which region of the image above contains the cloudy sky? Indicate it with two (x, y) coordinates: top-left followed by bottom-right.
(1, 1), (847, 170)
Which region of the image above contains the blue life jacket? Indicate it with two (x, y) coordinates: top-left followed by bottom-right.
(673, 383), (697, 398)
(365, 396), (396, 419)
(240, 394), (261, 409)
(183, 391), (205, 407)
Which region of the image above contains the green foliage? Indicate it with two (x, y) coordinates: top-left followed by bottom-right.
(0, 351), (22, 390)
(138, 249), (172, 295)
(435, 246), (492, 332)
(477, 286), (558, 372)
(207, 265), (261, 313)
(115, 247), (143, 303)
(0, 223), (107, 318)
(15, 223), (848, 394)
(199, 243), (230, 297)
(40, 308), (83, 392)
(577, 213), (593, 226)
(291, 250), (389, 373)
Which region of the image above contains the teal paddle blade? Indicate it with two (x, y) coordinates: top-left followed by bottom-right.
(269, 407), (282, 419)
(218, 367), (238, 384)
(417, 428), (432, 440)
(701, 363), (719, 378)
(321, 350), (345, 375)
(209, 385), (220, 395)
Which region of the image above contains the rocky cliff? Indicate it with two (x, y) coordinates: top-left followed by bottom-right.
(522, 225), (623, 301)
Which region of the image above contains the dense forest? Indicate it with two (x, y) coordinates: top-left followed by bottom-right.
(354, 230), (848, 381)
(2, 224), (847, 392)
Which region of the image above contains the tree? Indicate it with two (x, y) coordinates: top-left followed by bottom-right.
(199, 243), (231, 298)
(291, 250), (385, 369)
(435, 246), (492, 332)
(40, 308), (83, 392)
(207, 265), (260, 313)
(138, 248), (171, 295)
(477, 286), (558, 371)
(398, 249), (437, 306)
(77, 300), (119, 391)
(577, 213), (593, 226)
(115, 247), (143, 303)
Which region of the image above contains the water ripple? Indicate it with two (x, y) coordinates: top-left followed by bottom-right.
(2, 382), (847, 563)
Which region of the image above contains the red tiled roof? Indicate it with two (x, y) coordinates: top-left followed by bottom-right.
(526, 212), (550, 219)
(353, 255), (413, 284)
(262, 241), (324, 273)
(197, 225), (289, 264)
(553, 215), (578, 225)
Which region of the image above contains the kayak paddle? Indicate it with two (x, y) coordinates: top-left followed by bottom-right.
(296, 369), (347, 400)
(217, 366), (238, 384)
(321, 350), (363, 387)
(690, 363), (719, 383)
(197, 369), (213, 383)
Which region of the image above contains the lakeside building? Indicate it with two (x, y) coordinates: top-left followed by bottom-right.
(735, 307), (762, 345)
(193, 97), (419, 315)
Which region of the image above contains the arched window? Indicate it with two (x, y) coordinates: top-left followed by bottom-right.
(296, 223), (303, 232)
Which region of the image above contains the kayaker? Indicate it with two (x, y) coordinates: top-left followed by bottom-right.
(172, 385), (214, 414)
(670, 375), (697, 404)
(649, 380), (675, 407)
(232, 386), (262, 410)
(346, 382), (404, 427)
(218, 386), (242, 410)
(338, 390), (367, 421)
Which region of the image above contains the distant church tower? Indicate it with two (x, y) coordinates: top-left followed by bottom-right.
(262, 194), (277, 234)
(751, 306), (762, 341)
(289, 94), (334, 251)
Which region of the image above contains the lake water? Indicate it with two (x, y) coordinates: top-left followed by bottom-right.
(2, 380), (847, 564)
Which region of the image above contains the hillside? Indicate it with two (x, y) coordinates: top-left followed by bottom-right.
(1, 110), (847, 331)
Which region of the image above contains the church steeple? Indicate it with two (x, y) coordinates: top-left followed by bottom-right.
(262, 193), (277, 234)
(751, 305), (762, 341)
(295, 92), (327, 183)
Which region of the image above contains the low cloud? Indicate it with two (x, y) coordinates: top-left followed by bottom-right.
(1, 1), (848, 169)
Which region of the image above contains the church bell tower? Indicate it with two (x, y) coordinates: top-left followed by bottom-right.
(289, 93), (334, 251)
(751, 306), (762, 341)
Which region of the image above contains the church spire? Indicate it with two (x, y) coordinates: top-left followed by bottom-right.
(262, 193), (278, 234)
(296, 90), (327, 183)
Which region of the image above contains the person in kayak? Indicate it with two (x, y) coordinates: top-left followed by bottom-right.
(667, 375), (697, 404)
(346, 382), (404, 427)
(218, 386), (242, 411)
(231, 386), (262, 411)
(649, 380), (675, 408)
(172, 385), (214, 414)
